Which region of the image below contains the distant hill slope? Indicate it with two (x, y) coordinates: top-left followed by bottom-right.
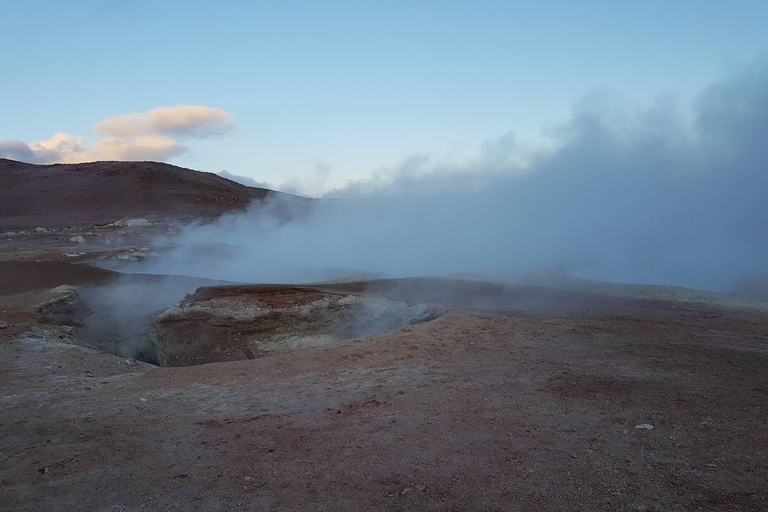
(0, 159), (297, 229)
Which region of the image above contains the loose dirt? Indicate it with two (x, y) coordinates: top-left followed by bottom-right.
(1, 228), (767, 511)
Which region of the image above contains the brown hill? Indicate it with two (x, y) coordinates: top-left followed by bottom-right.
(0, 158), (294, 229)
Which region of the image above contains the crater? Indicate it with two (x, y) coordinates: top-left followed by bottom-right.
(72, 280), (442, 367)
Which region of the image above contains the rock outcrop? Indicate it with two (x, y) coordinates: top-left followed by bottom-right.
(149, 285), (439, 367)
(34, 285), (92, 326)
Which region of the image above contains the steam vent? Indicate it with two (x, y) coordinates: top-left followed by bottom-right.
(149, 285), (442, 366)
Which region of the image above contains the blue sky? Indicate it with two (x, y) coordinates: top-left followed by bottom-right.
(2, 0), (767, 194)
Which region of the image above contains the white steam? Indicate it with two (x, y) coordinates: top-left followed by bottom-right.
(133, 61), (768, 292)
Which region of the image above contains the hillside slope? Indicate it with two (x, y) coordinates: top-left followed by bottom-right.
(0, 159), (293, 229)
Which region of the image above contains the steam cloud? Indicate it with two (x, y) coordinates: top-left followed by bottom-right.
(217, 170), (273, 190)
(135, 62), (768, 292)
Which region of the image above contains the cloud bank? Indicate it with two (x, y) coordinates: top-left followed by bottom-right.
(0, 105), (234, 164)
(138, 60), (768, 293)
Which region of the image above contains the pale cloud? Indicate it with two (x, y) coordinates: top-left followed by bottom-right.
(278, 162), (332, 197)
(0, 133), (184, 164)
(94, 105), (235, 138)
(217, 170), (273, 189)
(31, 133), (90, 163)
(0, 133), (88, 164)
(92, 135), (186, 161)
(0, 105), (233, 164)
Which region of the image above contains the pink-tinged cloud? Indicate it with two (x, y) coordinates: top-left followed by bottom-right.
(94, 105), (235, 138)
(92, 136), (186, 161)
(0, 133), (89, 164)
(0, 133), (185, 164)
(1, 105), (233, 164)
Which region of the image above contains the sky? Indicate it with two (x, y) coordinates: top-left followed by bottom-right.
(1, 0), (767, 195)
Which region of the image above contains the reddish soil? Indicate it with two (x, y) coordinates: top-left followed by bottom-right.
(0, 158), (302, 229)
(0, 261), (115, 296)
(1, 259), (767, 511)
(188, 285), (336, 307)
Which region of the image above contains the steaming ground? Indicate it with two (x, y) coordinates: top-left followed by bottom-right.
(2, 207), (768, 510)
(2, 259), (768, 510)
(126, 61), (768, 293)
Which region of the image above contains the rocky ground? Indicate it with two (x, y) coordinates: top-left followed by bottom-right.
(1, 221), (767, 511)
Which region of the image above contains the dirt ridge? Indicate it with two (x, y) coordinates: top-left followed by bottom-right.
(0, 158), (306, 229)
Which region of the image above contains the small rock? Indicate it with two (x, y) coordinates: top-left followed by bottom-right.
(124, 358), (137, 366)
(37, 467), (48, 474)
(69, 236), (85, 244)
(139, 398), (147, 402)
(34, 227), (48, 234)
(635, 424), (654, 430)
(0, 321), (9, 329)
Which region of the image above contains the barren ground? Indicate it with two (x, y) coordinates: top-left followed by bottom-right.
(0, 158), (308, 230)
(1, 224), (767, 511)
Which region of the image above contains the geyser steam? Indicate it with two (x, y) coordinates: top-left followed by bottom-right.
(135, 61), (768, 292)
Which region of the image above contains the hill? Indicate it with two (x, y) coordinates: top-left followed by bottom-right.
(0, 158), (295, 229)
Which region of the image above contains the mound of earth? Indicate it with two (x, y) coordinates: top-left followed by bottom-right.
(32, 285), (91, 327)
(0, 158), (307, 230)
(149, 285), (441, 366)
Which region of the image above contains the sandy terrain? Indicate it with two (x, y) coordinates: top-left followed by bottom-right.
(1, 163), (767, 511)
